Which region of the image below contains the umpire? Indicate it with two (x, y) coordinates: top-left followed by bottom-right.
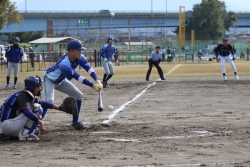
(5, 37), (23, 89)
(146, 46), (166, 81)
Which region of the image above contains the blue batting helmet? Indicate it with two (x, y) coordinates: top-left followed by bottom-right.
(67, 40), (87, 51)
(222, 37), (229, 41)
(107, 37), (114, 43)
(13, 37), (20, 41)
(24, 76), (43, 92)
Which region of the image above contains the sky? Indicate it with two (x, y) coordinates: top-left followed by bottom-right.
(11, 0), (250, 12)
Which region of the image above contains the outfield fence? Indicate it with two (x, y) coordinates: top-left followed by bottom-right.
(1, 40), (250, 72)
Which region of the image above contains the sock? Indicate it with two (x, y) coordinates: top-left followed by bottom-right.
(223, 73), (226, 76)
(41, 107), (48, 119)
(28, 122), (38, 134)
(105, 74), (113, 82)
(103, 73), (107, 83)
(72, 100), (82, 124)
(14, 77), (18, 85)
(234, 72), (237, 75)
(6, 77), (10, 85)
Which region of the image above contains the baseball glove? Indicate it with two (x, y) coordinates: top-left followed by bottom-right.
(232, 56), (236, 61)
(59, 97), (78, 116)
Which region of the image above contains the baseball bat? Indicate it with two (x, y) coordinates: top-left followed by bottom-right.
(98, 91), (103, 112)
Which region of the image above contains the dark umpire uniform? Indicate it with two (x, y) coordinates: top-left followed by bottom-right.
(146, 46), (166, 81)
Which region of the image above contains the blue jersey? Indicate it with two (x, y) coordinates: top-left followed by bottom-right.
(46, 54), (98, 87)
(100, 44), (117, 61)
(214, 44), (234, 57)
(6, 45), (24, 63)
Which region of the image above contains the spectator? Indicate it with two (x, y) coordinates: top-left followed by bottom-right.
(161, 47), (166, 60)
(197, 50), (203, 61)
(240, 51), (245, 59)
(184, 45), (189, 52)
(204, 46), (210, 58)
(29, 47), (35, 71)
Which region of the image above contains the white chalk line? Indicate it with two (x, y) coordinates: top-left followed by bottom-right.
(165, 64), (182, 75)
(100, 131), (217, 142)
(102, 64), (182, 124)
(102, 82), (156, 124)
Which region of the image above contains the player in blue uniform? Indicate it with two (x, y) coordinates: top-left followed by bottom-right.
(0, 76), (65, 140)
(5, 37), (24, 89)
(214, 37), (239, 81)
(100, 37), (119, 88)
(42, 40), (103, 130)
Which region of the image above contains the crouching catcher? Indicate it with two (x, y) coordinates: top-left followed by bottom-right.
(0, 76), (77, 141)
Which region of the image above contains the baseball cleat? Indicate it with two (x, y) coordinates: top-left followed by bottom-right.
(103, 82), (108, 88)
(106, 81), (109, 87)
(161, 78), (166, 80)
(5, 85), (9, 89)
(19, 134), (39, 141)
(235, 75), (239, 80)
(223, 76), (227, 81)
(13, 85), (17, 89)
(71, 121), (88, 130)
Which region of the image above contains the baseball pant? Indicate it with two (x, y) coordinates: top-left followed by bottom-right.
(101, 59), (115, 75)
(7, 62), (19, 77)
(30, 57), (35, 68)
(220, 56), (237, 74)
(146, 59), (164, 80)
(42, 74), (83, 103)
(0, 113), (29, 137)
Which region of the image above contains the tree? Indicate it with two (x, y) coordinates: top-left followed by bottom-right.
(0, 0), (23, 30)
(175, 0), (237, 40)
(7, 31), (44, 43)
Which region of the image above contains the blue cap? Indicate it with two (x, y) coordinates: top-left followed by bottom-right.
(107, 37), (114, 43)
(222, 37), (229, 41)
(13, 37), (20, 41)
(67, 40), (87, 51)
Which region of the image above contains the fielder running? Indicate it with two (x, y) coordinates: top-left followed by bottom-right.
(100, 37), (119, 88)
(0, 76), (69, 140)
(214, 37), (239, 81)
(42, 40), (103, 130)
(5, 37), (24, 89)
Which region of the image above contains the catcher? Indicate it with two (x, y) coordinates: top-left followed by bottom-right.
(0, 76), (77, 141)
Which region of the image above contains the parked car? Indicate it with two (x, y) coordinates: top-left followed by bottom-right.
(0, 45), (7, 64)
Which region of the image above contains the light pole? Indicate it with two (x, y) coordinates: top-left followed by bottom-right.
(151, 0), (153, 13)
(110, 12), (115, 36)
(25, 0), (27, 13)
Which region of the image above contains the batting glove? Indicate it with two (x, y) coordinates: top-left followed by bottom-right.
(116, 60), (120, 66)
(232, 57), (236, 61)
(96, 79), (103, 89)
(92, 84), (102, 92)
(104, 58), (107, 62)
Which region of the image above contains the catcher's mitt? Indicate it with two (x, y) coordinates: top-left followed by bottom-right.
(232, 56), (236, 61)
(59, 97), (78, 116)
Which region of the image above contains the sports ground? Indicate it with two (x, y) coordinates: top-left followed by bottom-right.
(0, 61), (250, 166)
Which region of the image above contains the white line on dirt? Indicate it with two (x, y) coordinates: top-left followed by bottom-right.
(165, 64), (182, 75)
(102, 82), (156, 124)
(102, 64), (182, 124)
(100, 131), (217, 142)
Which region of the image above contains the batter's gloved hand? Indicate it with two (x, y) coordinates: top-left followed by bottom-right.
(216, 58), (220, 63)
(232, 56), (236, 61)
(104, 58), (107, 62)
(59, 96), (78, 116)
(96, 79), (103, 89)
(92, 84), (102, 92)
(116, 60), (120, 66)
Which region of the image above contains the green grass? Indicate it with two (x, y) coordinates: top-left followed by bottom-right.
(0, 61), (249, 82)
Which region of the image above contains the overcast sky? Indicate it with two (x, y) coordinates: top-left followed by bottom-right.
(11, 0), (250, 12)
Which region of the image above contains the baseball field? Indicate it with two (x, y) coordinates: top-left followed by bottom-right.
(0, 61), (250, 166)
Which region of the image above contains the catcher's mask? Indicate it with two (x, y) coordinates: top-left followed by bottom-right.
(24, 76), (43, 96)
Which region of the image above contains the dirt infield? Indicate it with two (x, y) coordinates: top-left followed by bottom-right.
(0, 76), (250, 166)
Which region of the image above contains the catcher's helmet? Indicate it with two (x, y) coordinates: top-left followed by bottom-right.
(13, 37), (20, 41)
(222, 37), (229, 41)
(67, 40), (87, 51)
(24, 76), (43, 92)
(107, 37), (114, 43)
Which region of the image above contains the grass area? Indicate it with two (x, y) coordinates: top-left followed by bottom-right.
(0, 60), (249, 82)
